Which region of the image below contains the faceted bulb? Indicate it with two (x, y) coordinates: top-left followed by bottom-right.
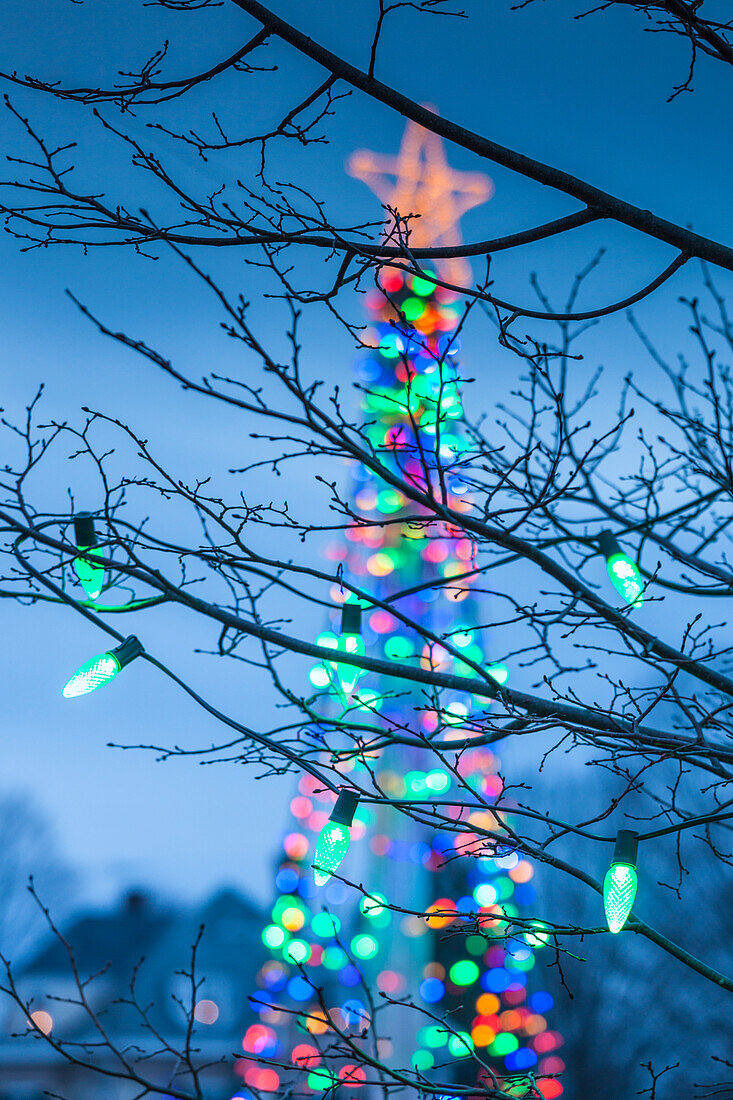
(606, 553), (643, 608)
(73, 546), (105, 601)
(313, 821), (351, 886)
(62, 652), (120, 698)
(603, 862), (637, 933)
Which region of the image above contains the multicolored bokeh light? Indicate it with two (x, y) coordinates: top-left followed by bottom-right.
(242, 125), (564, 1098)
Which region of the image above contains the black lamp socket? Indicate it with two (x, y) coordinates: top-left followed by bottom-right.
(329, 788), (360, 827)
(598, 529), (622, 560)
(74, 513), (98, 547)
(341, 601), (362, 634)
(111, 635), (144, 669)
(612, 829), (639, 867)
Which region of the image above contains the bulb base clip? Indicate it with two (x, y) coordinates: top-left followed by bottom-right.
(598, 529), (623, 560)
(612, 828), (639, 867)
(341, 601), (362, 635)
(74, 513), (98, 548)
(111, 635), (144, 669)
(330, 788), (360, 827)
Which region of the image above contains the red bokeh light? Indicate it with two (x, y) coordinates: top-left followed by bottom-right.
(339, 1065), (367, 1086)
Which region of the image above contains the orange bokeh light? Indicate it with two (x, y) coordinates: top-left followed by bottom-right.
(425, 898), (457, 929)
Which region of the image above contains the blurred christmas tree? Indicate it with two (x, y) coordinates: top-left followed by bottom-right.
(239, 121), (565, 1100)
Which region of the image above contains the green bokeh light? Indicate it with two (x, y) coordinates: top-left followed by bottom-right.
(385, 636), (414, 660)
(474, 883), (497, 906)
(411, 275), (436, 297)
(273, 894), (303, 921)
(311, 912), (341, 938)
(360, 893), (387, 918)
(307, 1069), (335, 1090)
(505, 953), (535, 973)
(425, 769), (450, 793)
(402, 297), (425, 322)
(488, 1032), (518, 1057)
(525, 920), (550, 948)
(494, 878), (515, 901)
(406, 771), (427, 795)
(421, 1025), (448, 1049)
(262, 924), (286, 949)
(351, 934), (378, 960)
(411, 1049), (434, 1071)
(322, 945), (347, 970)
(465, 935), (486, 956)
(449, 959), (479, 986)
(447, 1031), (473, 1058)
(487, 662), (510, 685)
(285, 939), (309, 964)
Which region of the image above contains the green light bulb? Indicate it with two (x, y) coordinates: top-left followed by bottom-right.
(606, 553), (643, 607)
(72, 513), (104, 601)
(62, 635), (143, 699)
(73, 547), (104, 601)
(603, 829), (639, 933)
(62, 652), (120, 698)
(312, 788), (359, 886)
(599, 530), (643, 607)
(323, 600), (367, 702)
(603, 863), (637, 933)
(313, 822), (351, 887)
(334, 632), (367, 696)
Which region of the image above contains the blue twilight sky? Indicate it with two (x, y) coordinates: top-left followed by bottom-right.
(1, 0), (732, 913)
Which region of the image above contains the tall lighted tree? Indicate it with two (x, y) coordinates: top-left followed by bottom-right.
(239, 120), (566, 1100)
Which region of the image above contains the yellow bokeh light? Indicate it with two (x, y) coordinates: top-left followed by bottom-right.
(281, 907), (306, 932)
(425, 898), (457, 929)
(471, 1024), (496, 1047)
(305, 1009), (330, 1035)
(367, 552), (394, 577)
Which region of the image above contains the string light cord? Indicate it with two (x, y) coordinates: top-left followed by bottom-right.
(361, 800), (733, 990)
(356, 795), (733, 844)
(6, 510), (733, 772)
(2, 506), (501, 692)
(15, 519), (730, 985)
(380, 250), (690, 323)
(11, 526), (341, 795)
(60, 257), (733, 703)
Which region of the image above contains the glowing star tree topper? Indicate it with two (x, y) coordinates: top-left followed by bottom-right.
(62, 635), (144, 698)
(599, 529), (644, 608)
(603, 829), (639, 934)
(313, 788), (360, 886)
(72, 513), (105, 601)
